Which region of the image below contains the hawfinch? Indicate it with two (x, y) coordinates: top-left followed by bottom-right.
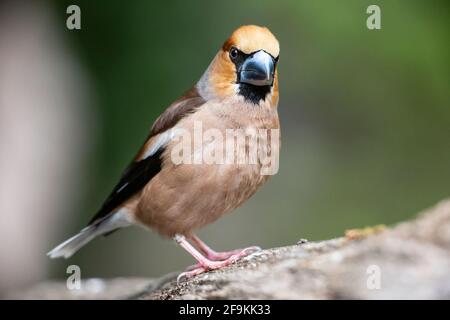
(48, 25), (281, 280)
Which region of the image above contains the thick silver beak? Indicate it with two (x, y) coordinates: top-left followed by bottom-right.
(239, 50), (274, 86)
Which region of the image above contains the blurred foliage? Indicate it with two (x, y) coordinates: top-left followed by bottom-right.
(49, 0), (449, 278)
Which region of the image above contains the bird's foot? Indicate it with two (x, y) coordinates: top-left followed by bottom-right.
(177, 246), (260, 283)
(183, 246), (260, 271)
(204, 245), (261, 261)
(189, 235), (261, 261)
(174, 234), (262, 283)
(177, 253), (241, 283)
(177, 266), (207, 282)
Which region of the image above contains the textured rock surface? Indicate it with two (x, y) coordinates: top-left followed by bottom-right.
(6, 199), (450, 299)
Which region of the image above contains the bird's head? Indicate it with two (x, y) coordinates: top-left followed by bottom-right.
(197, 25), (280, 107)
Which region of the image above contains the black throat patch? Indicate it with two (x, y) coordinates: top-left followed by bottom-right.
(238, 83), (272, 104)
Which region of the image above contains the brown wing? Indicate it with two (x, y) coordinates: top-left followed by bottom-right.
(150, 87), (205, 137)
(88, 87), (205, 225)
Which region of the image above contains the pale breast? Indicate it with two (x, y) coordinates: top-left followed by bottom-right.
(135, 99), (280, 237)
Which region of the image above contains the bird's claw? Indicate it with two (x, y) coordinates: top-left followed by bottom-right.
(241, 245), (262, 255)
(177, 246), (261, 284)
(177, 267), (207, 284)
(177, 256), (239, 284)
(204, 245), (262, 261)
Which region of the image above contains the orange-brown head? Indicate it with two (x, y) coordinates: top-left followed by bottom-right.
(197, 25), (280, 106)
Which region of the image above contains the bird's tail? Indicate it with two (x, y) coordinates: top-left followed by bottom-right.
(47, 225), (101, 259)
(47, 210), (133, 259)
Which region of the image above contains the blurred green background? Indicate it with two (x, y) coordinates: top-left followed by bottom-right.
(41, 0), (449, 279)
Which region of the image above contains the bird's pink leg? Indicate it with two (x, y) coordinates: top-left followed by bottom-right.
(190, 234), (261, 261)
(174, 234), (253, 282)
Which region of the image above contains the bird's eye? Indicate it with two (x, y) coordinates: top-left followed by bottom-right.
(229, 47), (239, 60)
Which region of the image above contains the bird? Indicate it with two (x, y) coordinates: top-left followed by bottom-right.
(48, 25), (280, 281)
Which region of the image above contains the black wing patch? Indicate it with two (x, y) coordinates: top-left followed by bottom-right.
(88, 148), (163, 225)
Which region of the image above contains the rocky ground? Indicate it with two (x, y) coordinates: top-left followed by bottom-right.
(5, 199), (450, 299)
